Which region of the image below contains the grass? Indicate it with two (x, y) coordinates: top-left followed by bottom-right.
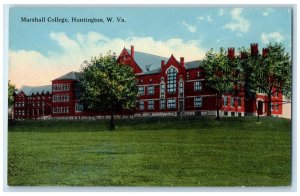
(8, 116), (291, 186)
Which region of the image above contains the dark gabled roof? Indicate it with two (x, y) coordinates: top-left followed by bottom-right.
(126, 49), (169, 73)
(126, 48), (203, 74)
(53, 71), (80, 81)
(185, 60), (203, 70)
(143, 67), (162, 75)
(17, 85), (52, 96)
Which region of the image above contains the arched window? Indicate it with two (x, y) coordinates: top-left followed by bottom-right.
(167, 67), (177, 93)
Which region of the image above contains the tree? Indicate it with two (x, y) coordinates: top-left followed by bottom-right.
(240, 49), (263, 121)
(8, 80), (17, 108)
(250, 43), (291, 116)
(79, 53), (138, 129)
(202, 48), (234, 120)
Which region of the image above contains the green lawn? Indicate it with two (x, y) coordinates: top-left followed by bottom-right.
(8, 117), (291, 186)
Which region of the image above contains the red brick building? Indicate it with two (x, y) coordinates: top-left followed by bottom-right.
(13, 44), (283, 119)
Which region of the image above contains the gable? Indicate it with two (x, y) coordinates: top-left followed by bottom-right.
(117, 48), (143, 74)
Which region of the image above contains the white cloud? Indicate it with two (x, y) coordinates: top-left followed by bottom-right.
(197, 15), (213, 23)
(261, 32), (284, 44)
(9, 32), (206, 88)
(182, 21), (197, 33)
(224, 8), (250, 33)
(197, 16), (205, 20)
(207, 16), (213, 22)
(262, 8), (274, 16)
(218, 9), (224, 16)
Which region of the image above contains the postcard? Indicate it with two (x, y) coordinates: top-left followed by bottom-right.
(6, 6), (293, 189)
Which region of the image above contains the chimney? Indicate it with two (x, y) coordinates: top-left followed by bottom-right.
(161, 60), (165, 67)
(228, 47), (235, 60)
(262, 48), (268, 57)
(180, 57), (184, 67)
(250, 43), (258, 56)
(131, 45), (134, 58)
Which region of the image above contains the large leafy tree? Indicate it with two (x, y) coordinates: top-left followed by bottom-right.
(79, 53), (138, 129)
(240, 49), (263, 121)
(8, 80), (17, 108)
(202, 48), (234, 120)
(248, 42), (291, 116)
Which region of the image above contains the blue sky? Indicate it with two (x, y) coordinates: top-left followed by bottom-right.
(9, 6), (292, 87)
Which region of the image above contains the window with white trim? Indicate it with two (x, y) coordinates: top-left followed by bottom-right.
(167, 67), (177, 93)
(148, 100), (154, 110)
(179, 81), (184, 97)
(224, 96), (228, 106)
(194, 81), (202, 91)
(75, 103), (83, 112)
(138, 86), (145, 95)
(148, 86), (154, 95)
(160, 99), (165, 109)
(194, 97), (202, 107)
(53, 84), (70, 91)
(139, 101), (144, 110)
(167, 98), (176, 109)
(160, 83), (165, 98)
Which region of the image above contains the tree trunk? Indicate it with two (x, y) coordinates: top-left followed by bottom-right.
(267, 90), (272, 116)
(216, 94), (221, 121)
(254, 96), (260, 122)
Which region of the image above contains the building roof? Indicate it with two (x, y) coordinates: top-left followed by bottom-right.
(126, 49), (169, 73)
(17, 85), (52, 96)
(185, 60), (203, 70)
(53, 71), (80, 81)
(126, 48), (202, 73)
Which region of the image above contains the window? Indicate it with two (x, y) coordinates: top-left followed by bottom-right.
(167, 67), (177, 93)
(148, 86), (154, 95)
(194, 81), (202, 91)
(167, 98), (176, 109)
(224, 97), (228, 106)
(179, 82), (184, 97)
(148, 100), (154, 110)
(139, 101), (144, 110)
(53, 94), (70, 102)
(230, 98), (235, 107)
(138, 86), (145, 95)
(160, 99), (165, 109)
(197, 71), (200, 77)
(238, 98), (242, 107)
(53, 84), (70, 91)
(231, 112), (235, 117)
(75, 103), (83, 112)
(224, 111), (228, 116)
(160, 83), (165, 98)
(276, 104), (279, 110)
(194, 97), (202, 107)
(186, 72), (190, 80)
